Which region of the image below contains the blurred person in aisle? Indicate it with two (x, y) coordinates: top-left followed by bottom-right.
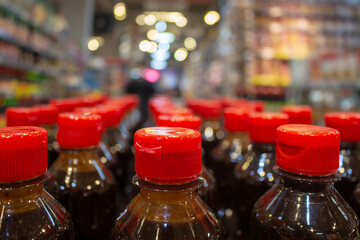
(126, 63), (155, 126)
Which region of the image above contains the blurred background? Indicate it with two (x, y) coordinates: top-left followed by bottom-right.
(0, 0), (360, 125)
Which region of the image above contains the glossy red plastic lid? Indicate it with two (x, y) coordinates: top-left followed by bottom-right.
(50, 98), (83, 113)
(135, 127), (202, 183)
(276, 124), (340, 175)
(224, 108), (249, 132)
(37, 104), (58, 125)
(156, 115), (201, 130)
(281, 105), (313, 124)
(0, 127), (47, 181)
(186, 99), (222, 119)
(249, 112), (289, 143)
(153, 106), (193, 118)
(57, 113), (102, 148)
(6, 107), (39, 126)
(325, 112), (360, 142)
(75, 105), (123, 128)
(248, 101), (265, 112)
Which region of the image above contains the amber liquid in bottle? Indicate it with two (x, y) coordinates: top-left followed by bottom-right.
(233, 142), (277, 239)
(251, 169), (359, 239)
(202, 118), (224, 170)
(41, 124), (59, 167)
(111, 178), (224, 240)
(47, 147), (117, 240)
(0, 174), (74, 239)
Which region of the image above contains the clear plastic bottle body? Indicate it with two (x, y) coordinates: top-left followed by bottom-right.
(198, 164), (216, 210)
(233, 142), (277, 238)
(335, 142), (360, 204)
(41, 124), (59, 167)
(0, 174), (74, 239)
(251, 169), (360, 239)
(111, 177), (224, 240)
(47, 147), (117, 240)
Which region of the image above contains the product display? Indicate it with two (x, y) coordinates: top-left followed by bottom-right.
(47, 113), (116, 240)
(0, 126), (74, 239)
(112, 127), (224, 240)
(251, 124), (359, 239)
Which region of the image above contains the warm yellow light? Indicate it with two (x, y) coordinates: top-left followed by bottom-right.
(174, 48), (188, 61)
(148, 41), (158, 53)
(88, 38), (100, 51)
(184, 37), (196, 51)
(139, 40), (151, 52)
(144, 15), (156, 25)
(136, 14), (146, 25)
(113, 3), (126, 21)
(204, 11), (220, 25)
(175, 16), (187, 27)
(147, 29), (159, 41)
(166, 12), (183, 22)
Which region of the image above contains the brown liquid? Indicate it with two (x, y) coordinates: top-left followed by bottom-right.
(0, 175), (74, 239)
(47, 149), (117, 240)
(198, 164), (216, 210)
(251, 171), (360, 240)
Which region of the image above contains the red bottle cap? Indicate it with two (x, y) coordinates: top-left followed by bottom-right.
(50, 98), (83, 113)
(37, 104), (58, 125)
(248, 101), (265, 112)
(249, 112), (289, 143)
(57, 113), (102, 148)
(6, 107), (40, 126)
(224, 108), (249, 132)
(276, 124), (340, 175)
(325, 112), (360, 142)
(156, 115), (201, 130)
(281, 105), (313, 124)
(186, 99), (222, 119)
(75, 105), (123, 128)
(153, 106), (193, 118)
(135, 127), (202, 183)
(0, 127), (47, 181)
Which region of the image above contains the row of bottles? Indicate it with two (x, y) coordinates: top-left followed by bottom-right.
(1, 94), (360, 239)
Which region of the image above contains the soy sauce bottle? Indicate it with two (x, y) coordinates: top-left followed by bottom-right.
(111, 127), (224, 240)
(234, 112), (289, 239)
(281, 105), (313, 124)
(37, 104), (59, 167)
(251, 124), (359, 239)
(187, 99), (223, 170)
(156, 114), (216, 209)
(47, 113), (116, 240)
(325, 112), (360, 204)
(0, 126), (74, 239)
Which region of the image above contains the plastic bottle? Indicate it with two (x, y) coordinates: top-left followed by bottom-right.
(111, 127), (224, 240)
(37, 104), (59, 167)
(234, 112), (289, 238)
(251, 124), (359, 239)
(47, 113), (116, 240)
(325, 112), (360, 204)
(281, 105), (313, 124)
(0, 126), (74, 239)
(156, 114), (216, 208)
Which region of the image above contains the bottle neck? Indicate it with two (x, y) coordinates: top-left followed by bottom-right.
(250, 141), (276, 153)
(58, 146), (99, 165)
(0, 174), (48, 200)
(134, 177), (201, 204)
(278, 168), (338, 193)
(340, 141), (358, 150)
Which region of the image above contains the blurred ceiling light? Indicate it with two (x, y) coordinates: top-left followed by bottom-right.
(148, 41), (158, 53)
(151, 60), (168, 70)
(143, 68), (160, 83)
(113, 2), (126, 21)
(166, 12), (183, 22)
(158, 42), (170, 51)
(204, 11), (220, 25)
(151, 50), (171, 61)
(147, 29), (159, 41)
(269, 7), (282, 17)
(155, 21), (167, 32)
(88, 37), (104, 51)
(144, 15), (156, 25)
(136, 14), (146, 25)
(156, 32), (175, 43)
(269, 22), (282, 33)
(175, 16), (188, 27)
(174, 48), (188, 61)
(139, 40), (151, 52)
(184, 37), (196, 51)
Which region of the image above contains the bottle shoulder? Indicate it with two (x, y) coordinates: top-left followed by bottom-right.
(113, 194), (224, 240)
(252, 183), (359, 238)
